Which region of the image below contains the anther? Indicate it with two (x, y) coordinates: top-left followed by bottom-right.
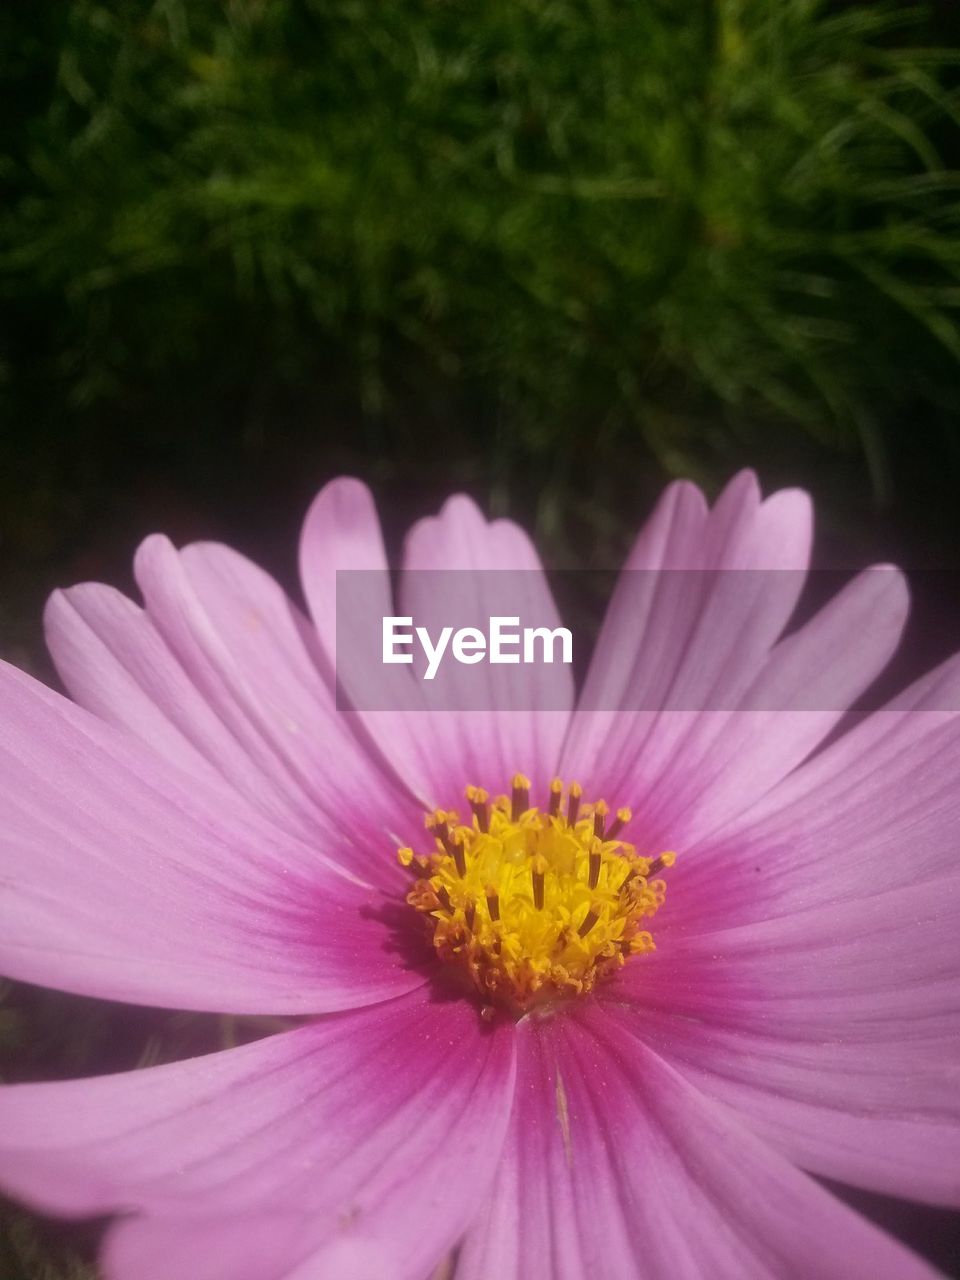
(618, 868), (639, 898)
(593, 800), (609, 840)
(511, 773), (531, 822)
(548, 777), (563, 818)
(430, 812), (466, 875)
(427, 808), (450, 832)
(450, 833), (467, 878)
(532, 855), (547, 910)
(567, 781), (582, 826)
(397, 847), (431, 877)
(648, 851), (677, 877)
(628, 931), (655, 954)
(485, 886), (501, 922)
(606, 807), (632, 840)
(588, 840), (602, 889)
(429, 814), (451, 847)
(464, 900), (476, 933)
(466, 785), (490, 833)
(578, 907), (600, 938)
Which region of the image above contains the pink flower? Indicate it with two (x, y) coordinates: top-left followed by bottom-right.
(0, 471), (957, 1279)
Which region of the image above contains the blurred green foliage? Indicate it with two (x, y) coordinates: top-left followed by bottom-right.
(2, 0), (960, 554)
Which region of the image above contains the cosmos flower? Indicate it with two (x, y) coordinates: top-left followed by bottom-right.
(0, 471), (957, 1279)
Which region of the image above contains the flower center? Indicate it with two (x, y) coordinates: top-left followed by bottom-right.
(398, 774), (676, 1016)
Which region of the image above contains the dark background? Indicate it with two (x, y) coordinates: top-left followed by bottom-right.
(1, 2), (960, 1275)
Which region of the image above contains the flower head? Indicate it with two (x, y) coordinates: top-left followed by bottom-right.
(401, 778), (673, 1014)
(0, 471), (957, 1279)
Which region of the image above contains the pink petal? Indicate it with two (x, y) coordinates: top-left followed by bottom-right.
(561, 473), (829, 842)
(47, 536), (419, 890)
(688, 651), (960, 921)
(397, 493), (573, 797)
(662, 652), (960, 947)
(299, 476), (392, 675)
(0, 990), (516, 1280)
(105, 1214), (320, 1280)
(0, 660), (423, 1013)
(105, 1220), (397, 1280)
(617, 565), (907, 852)
(609, 873), (960, 1204)
(300, 479), (571, 808)
(299, 478), (435, 804)
(457, 1005), (939, 1279)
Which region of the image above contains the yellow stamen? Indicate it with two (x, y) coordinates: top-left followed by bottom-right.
(649, 851), (677, 876)
(485, 886), (501, 923)
(511, 773), (531, 822)
(592, 799), (609, 840)
(466, 785), (491, 833)
(567, 781), (583, 826)
(577, 906), (600, 938)
(532, 854), (547, 910)
(398, 777), (676, 1014)
(606, 807), (632, 840)
(548, 777), (563, 818)
(587, 840), (602, 890)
